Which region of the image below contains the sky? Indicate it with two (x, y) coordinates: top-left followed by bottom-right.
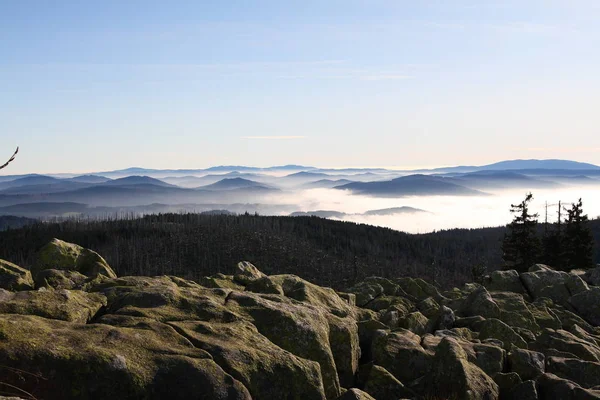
(2, 0), (600, 174)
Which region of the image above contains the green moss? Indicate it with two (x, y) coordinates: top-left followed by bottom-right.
(32, 239), (117, 279)
(0, 259), (34, 291)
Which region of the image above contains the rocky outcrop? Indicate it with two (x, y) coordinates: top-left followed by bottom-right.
(3, 241), (600, 399)
(31, 238), (117, 279)
(0, 259), (33, 291)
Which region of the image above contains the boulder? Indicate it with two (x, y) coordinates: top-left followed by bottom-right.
(371, 329), (434, 383)
(399, 311), (428, 335)
(537, 373), (600, 400)
(485, 270), (526, 294)
(491, 291), (541, 332)
(520, 266), (569, 299)
(423, 337), (499, 400)
(547, 357), (600, 389)
(0, 288), (106, 323)
(170, 320), (327, 400)
(225, 291), (341, 399)
(233, 261), (266, 284)
(356, 363), (415, 399)
(270, 275), (354, 318)
(200, 273), (245, 290)
(34, 269), (89, 290)
(479, 318), (528, 350)
(566, 274), (590, 296)
(460, 287), (501, 319)
(529, 300), (563, 330)
(570, 288), (600, 326)
(0, 314), (252, 400)
(417, 297), (440, 318)
(336, 389), (375, 400)
(0, 259), (33, 291)
(327, 314), (361, 388)
(394, 277), (443, 302)
(347, 281), (384, 307)
(534, 329), (600, 362)
(357, 319), (389, 362)
(426, 305), (456, 333)
(31, 239), (117, 279)
(505, 380), (538, 400)
(583, 267), (600, 287)
(508, 348), (545, 380)
(493, 372), (522, 392)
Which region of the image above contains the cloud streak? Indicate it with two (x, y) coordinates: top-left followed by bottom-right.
(241, 136), (306, 140)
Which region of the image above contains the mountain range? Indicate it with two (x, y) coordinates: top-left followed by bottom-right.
(0, 158), (599, 218)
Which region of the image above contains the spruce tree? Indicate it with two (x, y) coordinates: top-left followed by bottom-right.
(563, 198), (594, 270)
(502, 193), (541, 272)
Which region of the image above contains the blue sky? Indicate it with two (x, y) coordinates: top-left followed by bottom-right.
(1, 0), (600, 173)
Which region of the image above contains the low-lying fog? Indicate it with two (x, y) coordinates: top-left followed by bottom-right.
(263, 187), (600, 234)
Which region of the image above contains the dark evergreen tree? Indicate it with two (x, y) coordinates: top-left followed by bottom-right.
(502, 193), (541, 272)
(563, 198), (594, 270)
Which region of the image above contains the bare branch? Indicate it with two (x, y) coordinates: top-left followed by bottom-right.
(0, 147), (19, 171)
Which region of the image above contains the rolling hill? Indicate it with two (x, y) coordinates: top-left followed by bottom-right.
(335, 174), (487, 196)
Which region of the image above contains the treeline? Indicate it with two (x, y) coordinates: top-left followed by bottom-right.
(0, 212), (598, 290)
(0, 213), (508, 289)
(503, 194), (596, 272)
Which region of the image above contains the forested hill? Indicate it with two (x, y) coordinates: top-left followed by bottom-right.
(0, 213), (598, 289)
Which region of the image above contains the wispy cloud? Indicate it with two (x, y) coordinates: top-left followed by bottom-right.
(512, 147), (600, 153)
(241, 136), (306, 140)
(362, 74), (413, 81)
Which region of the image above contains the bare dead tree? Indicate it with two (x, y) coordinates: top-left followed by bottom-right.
(0, 147), (18, 171)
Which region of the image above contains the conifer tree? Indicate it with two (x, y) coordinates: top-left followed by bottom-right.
(502, 193), (541, 272)
(563, 198), (594, 269)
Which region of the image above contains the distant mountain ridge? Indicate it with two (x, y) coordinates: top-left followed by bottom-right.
(336, 174), (487, 197)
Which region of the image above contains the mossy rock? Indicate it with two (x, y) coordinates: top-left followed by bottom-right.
(347, 280), (384, 307)
(490, 292), (541, 333)
(394, 277), (443, 302)
(233, 261), (266, 285)
(0, 259), (33, 291)
(271, 274), (354, 318)
(399, 311), (428, 335)
(200, 273), (245, 291)
(371, 328), (434, 383)
(336, 389), (375, 400)
(423, 337), (499, 400)
(93, 276), (239, 323)
(534, 329), (600, 362)
(570, 287), (600, 326)
(0, 314), (251, 400)
(520, 267), (569, 300)
(546, 356), (600, 389)
(326, 314), (360, 388)
(355, 363), (415, 399)
(485, 270), (526, 294)
(529, 300), (562, 330)
(537, 372), (600, 400)
(460, 287), (501, 319)
(31, 239), (117, 280)
(479, 318), (528, 350)
(417, 296), (440, 318)
(0, 288), (106, 323)
(245, 276), (284, 295)
(169, 320), (327, 400)
(34, 268), (89, 290)
(508, 347), (545, 380)
(226, 290), (341, 399)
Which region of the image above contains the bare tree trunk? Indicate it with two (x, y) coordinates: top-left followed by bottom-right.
(0, 147), (19, 170)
